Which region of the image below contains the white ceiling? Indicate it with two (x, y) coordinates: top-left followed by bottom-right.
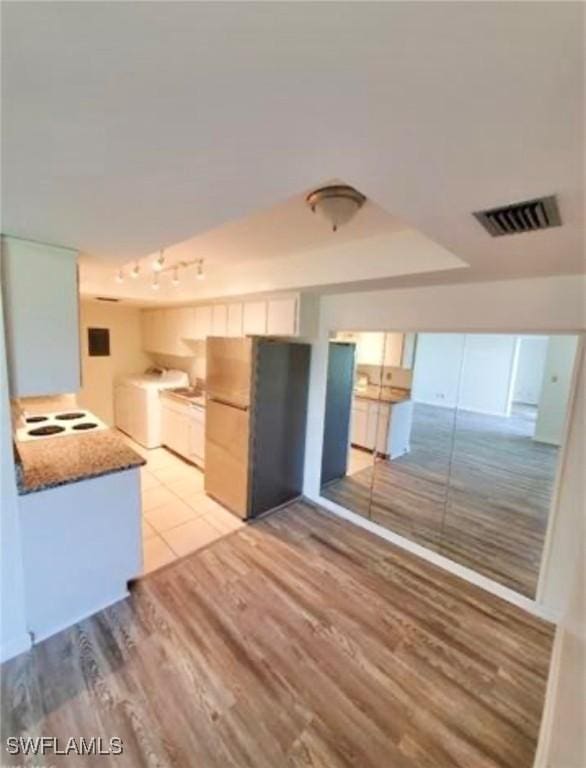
(2, 1), (584, 297)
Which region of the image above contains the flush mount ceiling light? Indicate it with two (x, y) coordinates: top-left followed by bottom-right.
(130, 262), (140, 279)
(196, 259), (205, 280)
(153, 249), (166, 272)
(115, 269), (124, 284)
(306, 184), (366, 232)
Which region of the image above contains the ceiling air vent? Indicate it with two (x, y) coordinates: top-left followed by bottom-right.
(473, 195), (561, 237)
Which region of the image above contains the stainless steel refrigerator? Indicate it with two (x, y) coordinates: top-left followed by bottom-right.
(205, 337), (310, 519)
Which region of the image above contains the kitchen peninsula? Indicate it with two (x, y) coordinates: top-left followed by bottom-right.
(351, 385), (414, 458)
(15, 423), (144, 642)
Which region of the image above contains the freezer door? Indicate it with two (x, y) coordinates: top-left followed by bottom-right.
(206, 337), (253, 409)
(204, 398), (250, 518)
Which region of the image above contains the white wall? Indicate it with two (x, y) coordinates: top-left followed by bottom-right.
(0, 285), (30, 662)
(458, 334), (518, 416)
(304, 274), (585, 621)
(535, 351), (585, 767)
(78, 301), (151, 424)
(534, 335), (580, 446)
(513, 336), (549, 405)
(411, 333), (518, 416)
(411, 333), (465, 408)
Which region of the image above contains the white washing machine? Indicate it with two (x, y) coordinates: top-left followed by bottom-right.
(114, 369), (189, 448)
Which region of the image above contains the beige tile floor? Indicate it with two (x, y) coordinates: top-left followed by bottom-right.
(118, 431), (244, 575)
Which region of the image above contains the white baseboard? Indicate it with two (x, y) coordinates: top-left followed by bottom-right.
(30, 588), (130, 645)
(311, 493), (560, 623)
(0, 632), (32, 663)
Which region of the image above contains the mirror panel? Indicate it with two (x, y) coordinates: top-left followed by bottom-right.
(442, 334), (580, 597)
(368, 333), (460, 552)
(320, 330), (580, 598)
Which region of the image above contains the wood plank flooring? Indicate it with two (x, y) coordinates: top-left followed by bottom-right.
(1, 501), (554, 768)
(323, 404), (558, 597)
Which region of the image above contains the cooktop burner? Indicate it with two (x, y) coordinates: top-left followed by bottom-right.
(25, 416), (49, 424)
(72, 422), (98, 431)
(55, 412), (86, 421)
(28, 425), (66, 437)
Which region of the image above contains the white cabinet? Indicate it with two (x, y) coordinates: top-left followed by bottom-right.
(227, 303), (243, 337)
(243, 301), (267, 335)
(267, 297), (298, 336)
(351, 397), (390, 453)
(142, 293), (306, 354)
(161, 397), (205, 468)
(211, 304), (228, 337)
(188, 407), (205, 466)
(1, 236), (80, 396)
(193, 305), (213, 340)
(351, 400), (369, 448)
(356, 333), (385, 365)
(383, 333), (404, 367)
(161, 400), (190, 457)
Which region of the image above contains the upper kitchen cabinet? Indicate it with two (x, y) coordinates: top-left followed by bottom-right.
(140, 293), (316, 356)
(1, 236), (80, 396)
(227, 303), (243, 337)
(383, 333), (404, 367)
(211, 304), (228, 336)
(242, 300), (267, 335)
(267, 296), (298, 336)
(193, 305), (213, 339)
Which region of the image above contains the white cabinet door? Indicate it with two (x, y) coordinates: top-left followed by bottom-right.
(351, 407), (368, 447)
(374, 403), (390, 453)
(227, 303), (243, 337)
(242, 301), (267, 335)
(162, 403), (190, 457)
(267, 297), (298, 336)
(194, 306), (213, 340)
(356, 333), (385, 365)
(211, 304), (228, 337)
(188, 407), (205, 466)
(383, 333), (404, 368)
(2, 236), (80, 396)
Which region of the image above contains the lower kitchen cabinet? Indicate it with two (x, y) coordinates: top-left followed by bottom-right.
(351, 397), (413, 458)
(161, 397), (205, 468)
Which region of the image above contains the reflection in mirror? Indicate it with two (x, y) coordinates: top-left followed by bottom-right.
(368, 333), (459, 552)
(441, 334), (580, 597)
(320, 332), (385, 519)
(320, 330), (580, 599)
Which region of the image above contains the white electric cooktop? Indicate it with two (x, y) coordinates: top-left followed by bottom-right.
(16, 409), (108, 442)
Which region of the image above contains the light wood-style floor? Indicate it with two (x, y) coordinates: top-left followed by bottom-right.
(323, 404), (558, 597)
(2, 502), (554, 768)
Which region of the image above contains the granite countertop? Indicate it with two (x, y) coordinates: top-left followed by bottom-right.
(14, 429), (146, 495)
(353, 385), (411, 404)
